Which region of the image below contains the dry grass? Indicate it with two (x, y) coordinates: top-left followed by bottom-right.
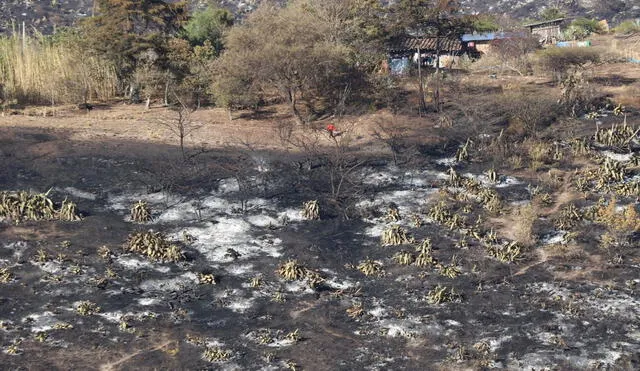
(594, 198), (640, 233)
(525, 139), (554, 171)
(0, 35), (117, 106)
(543, 244), (586, 261)
(512, 204), (538, 247)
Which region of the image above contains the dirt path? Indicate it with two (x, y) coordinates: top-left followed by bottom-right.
(99, 340), (176, 371)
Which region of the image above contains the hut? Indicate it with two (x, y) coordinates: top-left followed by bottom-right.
(387, 37), (471, 74)
(524, 18), (566, 44)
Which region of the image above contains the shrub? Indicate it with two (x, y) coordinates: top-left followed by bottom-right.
(490, 36), (540, 75)
(503, 93), (560, 137)
(614, 20), (640, 35)
(512, 204), (538, 246)
(130, 201), (152, 223)
(537, 47), (600, 83)
(564, 18), (603, 40)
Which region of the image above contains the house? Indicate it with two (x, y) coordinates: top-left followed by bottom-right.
(461, 32), (503, 53)
(523, 18), (566, 44)
(462, 32), (529, 54)
(387, 37), (471, 74)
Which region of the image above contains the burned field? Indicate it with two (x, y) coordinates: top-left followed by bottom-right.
(1, 106), (640, 370)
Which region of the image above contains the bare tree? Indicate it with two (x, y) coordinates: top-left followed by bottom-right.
(279, 120), (364, 201)
(157, 95), (203, 161)
(371, 118), (412, 165)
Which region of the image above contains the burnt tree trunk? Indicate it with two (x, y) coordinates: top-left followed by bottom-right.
(434, 36), (441, 113)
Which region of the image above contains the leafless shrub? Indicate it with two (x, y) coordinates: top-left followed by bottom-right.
(371, 118), (413, 165)
(279, 120), (364, 202)
(502, 92), (560, 138)
(490, 35), (540, 76)
(156, 97), (204, 161)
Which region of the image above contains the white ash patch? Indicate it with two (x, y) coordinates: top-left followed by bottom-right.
(266, 339), (297, 348)
(98, 311), (123, 323)
(3, 241), (28, 259)
(359, 168), (400, 187)
(58, 187), (97, 200)
(496, 176), (524, 188)
(357, 165), (447, 189)
(22, 311), (58, 333)
(517, 350), (593, 370)
(600, 151), (633, 162)
(400, 169), (448, 187)
(156, 200), (204, 223)
(139, 272), (198, 292)
(511, 200), (531, 207)
(324, 276), (357, 291)
(372, 189), (437, 214)
(592, 350), (625, 368)
(137, 298), (160, 306)
(464, 172), (523, 188)
(156, 194), (267, 223)
(107, 191), (182, 212)
(368, 306), (388, 319)
(278, 208), (305, 223)
(217, 178), (240, 194)
(36, 261), (63, 274)
(216, 289), (255, 313)
(582, 290), (640, 318)
(530, 282), (640, 319)
(362, 223), (388, 239)
(178, 218), (282, 264)
(202, 338), (226, 348)
(435, 157), (458, 166)
(115, 256), (171, 273)
(224, 263), (255, 276)
(284, 280), (315, 294)
(541, 231), (568, 245)
(444, 319), (462, 327)
(378, 317), (428, 338)
(246, 214), (280, 228)
(199, 196), (229, 211)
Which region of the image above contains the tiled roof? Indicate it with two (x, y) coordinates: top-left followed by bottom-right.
(387, 37), (464, 52)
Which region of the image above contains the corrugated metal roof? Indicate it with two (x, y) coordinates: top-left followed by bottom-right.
(462, 31), (530, 42)
(462, 33), (498, 41)
(388, 37), (463, 52)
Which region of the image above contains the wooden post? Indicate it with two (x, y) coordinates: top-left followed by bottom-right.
(22, 21), (26, 50)
(417, 46), (426, 116)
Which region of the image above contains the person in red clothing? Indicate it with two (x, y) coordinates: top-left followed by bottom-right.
(326, 124), (342, 137)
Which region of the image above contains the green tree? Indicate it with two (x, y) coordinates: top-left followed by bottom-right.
(181, 5), (234, 55)
(539, 7), (566, 21)
(472, 14), (501, 33)
(80, 0), (188, 91)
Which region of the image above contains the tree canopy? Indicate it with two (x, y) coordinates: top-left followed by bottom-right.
(212, 0), (368, 123)
(80, 0), (188, 79)
(181, 5), (234, 54)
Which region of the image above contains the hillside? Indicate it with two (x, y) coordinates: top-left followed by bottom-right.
(1, 0), (638, 35)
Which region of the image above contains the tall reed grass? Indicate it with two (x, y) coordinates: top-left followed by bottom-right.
(0, 34), (118, 106)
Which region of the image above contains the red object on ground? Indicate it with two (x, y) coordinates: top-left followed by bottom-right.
(326, 124), (336, 132)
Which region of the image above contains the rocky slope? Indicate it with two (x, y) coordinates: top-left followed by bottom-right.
(0, 0), (638, 35)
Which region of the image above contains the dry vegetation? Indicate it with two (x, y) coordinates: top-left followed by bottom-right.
(1, 2), (640, 370)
